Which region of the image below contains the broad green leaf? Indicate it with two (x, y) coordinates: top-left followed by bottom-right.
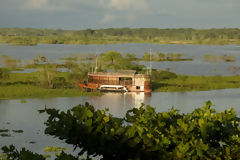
(103, 116), (110, 123)
(86, 110), (93, 118)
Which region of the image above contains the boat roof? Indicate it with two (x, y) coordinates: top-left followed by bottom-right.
(100, 85), (125, 88)
(88, 70), (152, 79)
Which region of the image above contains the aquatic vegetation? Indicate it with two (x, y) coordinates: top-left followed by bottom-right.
(202, 54), (236, 63)
(12, 130), (24, 133)
(0, 129), (9, 133)
(20, 99), (27, 103)
(44, 146), (67, 153)
(152, 74), (240, 92)
(0, 133), (11, 137)
(0, 153), (7, 160)
(142, 52), (193, 61)
(29, 141), (36, 144)
(0, 85), (101, 99)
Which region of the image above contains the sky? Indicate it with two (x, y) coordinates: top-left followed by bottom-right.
(0, 0), (239, 29)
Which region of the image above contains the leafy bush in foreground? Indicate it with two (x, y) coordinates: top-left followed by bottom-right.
(2, 102), (240, 159)
(1, 145), (45, 160)
(40, 101), (240, 159)
(1, 145), (79, 160)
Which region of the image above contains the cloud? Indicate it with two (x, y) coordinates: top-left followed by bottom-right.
(100, 0), (149, 11)
(126, 14), (137, 21)
(21, 0), (72, 11)
(101, 14), (116, 24)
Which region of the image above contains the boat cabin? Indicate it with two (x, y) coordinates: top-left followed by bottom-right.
(79, 70), (151, 92)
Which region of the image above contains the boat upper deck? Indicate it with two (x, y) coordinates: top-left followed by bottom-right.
(88, 70), (151, 78)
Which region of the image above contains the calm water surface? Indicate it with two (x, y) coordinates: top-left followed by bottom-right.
(1, 89), (240, 154)
(1, 43), (240, 75)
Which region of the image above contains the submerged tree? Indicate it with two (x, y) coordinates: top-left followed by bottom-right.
(1, 55), (20, 68)
(0, 68), (9, 80)
(38, 65), (57, 88)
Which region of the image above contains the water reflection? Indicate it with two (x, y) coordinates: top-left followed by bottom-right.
(1, 89), (240, 154)
(87, 92), (151, 117)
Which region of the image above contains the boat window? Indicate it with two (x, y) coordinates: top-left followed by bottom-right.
(136, 86), (140, 89)
(119, 77), (132, 80)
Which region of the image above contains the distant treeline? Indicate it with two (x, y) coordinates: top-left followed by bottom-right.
(0, 28), (240, 45)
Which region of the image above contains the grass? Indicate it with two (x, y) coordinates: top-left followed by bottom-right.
(0, 71), (101, 99)
(153, 75), (240, 92)
(0, 85), (101, 99)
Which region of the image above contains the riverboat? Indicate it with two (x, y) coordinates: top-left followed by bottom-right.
(78, 70), (151, 92)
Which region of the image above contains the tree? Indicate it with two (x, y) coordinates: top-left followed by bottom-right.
(125, 53), (136, 61)
(99, 51), (123, 71)
(0, 68), (9, 80)
(143, 52), (151, 61)
(154, 52), (165, 61)
(33, 55), (48, 65)
(1, 55), (20, 68)
(38, 65), (57, 88)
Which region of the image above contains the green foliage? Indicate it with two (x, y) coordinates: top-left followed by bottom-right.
(1, 145), (80, 160)
(142, 52), (191, 61)
(55, 152), (79, 160)
(37, 65), (57, 88)
(202, 54), (236, 62)
(153, 74), (240, 92)
(143, 52), (151, 61)
(0, 133), (11, 137)
(152, 70), (177, 81)
(0, 129), (9, 133)
(1, 145), (45, 160)
(1, 55), (20, 68)
(20, 99), (27, 103)
(0, 85), (101, 99)
(125, 53), (136, 61)
(39, 102), (240, 160)
(1, 28), (240, 45)
(0, 68), (9, 80)
(0, 153), (7, 160)
(154, 52), (165, 61)
(12, 130), (24, 133)
(98, 51), (144, 72)
(33, 55), (48, 65)
(44, 146), (67, 153)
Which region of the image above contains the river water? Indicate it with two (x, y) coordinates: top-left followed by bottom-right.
(0, 43), (240, 155)
(1, 89), (240, 155)
(0, 43), (240, 75)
